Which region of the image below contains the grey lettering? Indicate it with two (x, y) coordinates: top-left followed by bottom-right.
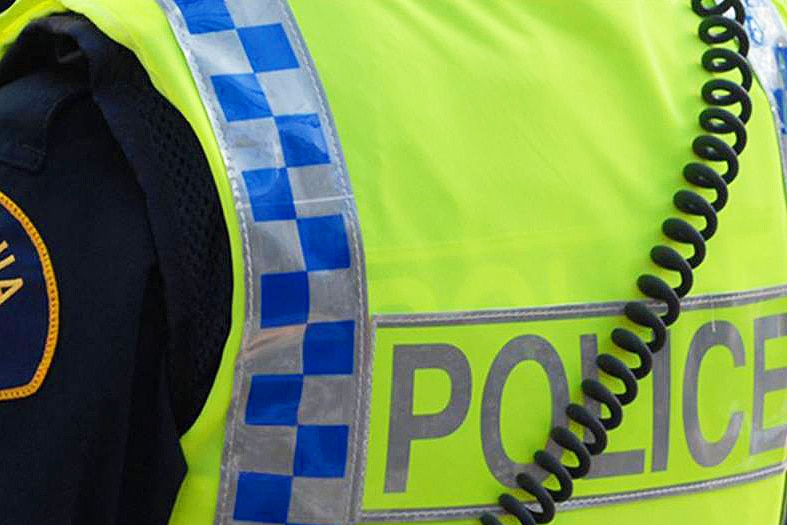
(385, 344), (472, 493)
(482, 335), (568, 487)
(683, 321), (745, 467)
(581, 334), (646, 478)
(652, 334), (671, 472)
(751, 314), (787, 455)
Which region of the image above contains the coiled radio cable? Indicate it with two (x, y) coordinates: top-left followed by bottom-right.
(481, 1), (753, 524)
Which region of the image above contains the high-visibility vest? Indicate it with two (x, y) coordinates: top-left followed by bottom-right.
(4, 1), (787, 524)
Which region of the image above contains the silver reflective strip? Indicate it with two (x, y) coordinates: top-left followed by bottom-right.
(376, 284), (787, 327)
(744, 4), (787, 523)
(746, 0), (787, 187)
(358, 283), (787, 522)
(360, 462), (787, 522)
(154, 1), (369, 524)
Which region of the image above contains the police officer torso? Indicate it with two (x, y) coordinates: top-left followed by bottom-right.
(1, 1), (787, 524)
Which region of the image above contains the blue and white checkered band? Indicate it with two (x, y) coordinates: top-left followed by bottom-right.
(155, 1), (370, 524)
(745, 0), (787, 179)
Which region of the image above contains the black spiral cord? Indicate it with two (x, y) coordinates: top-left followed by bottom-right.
(480, 2), (752, 524)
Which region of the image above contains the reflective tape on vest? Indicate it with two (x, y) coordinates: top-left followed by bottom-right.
(153, 1), (787, 524)
(360, 286), (787, 521)
(157, 1), (369, 524)
(746, 0), (787, 184)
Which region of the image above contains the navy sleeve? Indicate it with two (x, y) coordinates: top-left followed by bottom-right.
(0, 13), (232, 524)
(0, 64), (186, 524)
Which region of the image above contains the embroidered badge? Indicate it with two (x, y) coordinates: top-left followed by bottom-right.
(0, 190), (58, 400)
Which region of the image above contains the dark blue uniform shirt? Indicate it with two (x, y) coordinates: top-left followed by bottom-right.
(0, 15), (231, 525)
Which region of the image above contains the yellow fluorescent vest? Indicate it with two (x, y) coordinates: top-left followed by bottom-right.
(3, 1), (787, 525)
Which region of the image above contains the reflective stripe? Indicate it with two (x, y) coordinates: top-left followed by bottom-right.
(746, 0), (787, 184)
(359, 284), (787, 520)
(360, 462), (787, 522)
(375, 283), (787, 327)
(154, 1), (368, 524)
(741, 14), (787, 520)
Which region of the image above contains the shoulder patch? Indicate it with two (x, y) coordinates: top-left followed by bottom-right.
(0, 190), (58, 400)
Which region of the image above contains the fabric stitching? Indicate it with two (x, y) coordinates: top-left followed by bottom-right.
(0, 190), (59, 400)
(374, 284), (787, 326)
